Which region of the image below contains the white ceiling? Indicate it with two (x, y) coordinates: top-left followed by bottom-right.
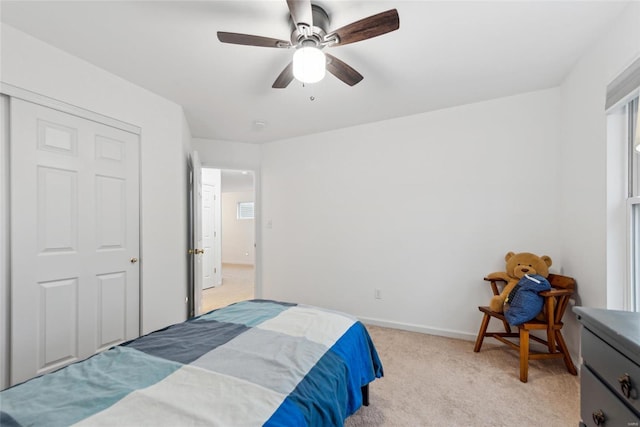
(0, 1), (630, 143)
(221, 169), (254, 193)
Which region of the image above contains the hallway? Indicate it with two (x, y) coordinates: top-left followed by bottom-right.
(201, 263), (254, 313)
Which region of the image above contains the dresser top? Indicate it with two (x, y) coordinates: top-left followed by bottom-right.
(574, 306), (640, 363)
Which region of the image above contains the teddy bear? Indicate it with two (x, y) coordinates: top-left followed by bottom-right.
(486, 251), (552, 313)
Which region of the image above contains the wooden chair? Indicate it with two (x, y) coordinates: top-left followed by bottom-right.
(473, 273), (578, 382)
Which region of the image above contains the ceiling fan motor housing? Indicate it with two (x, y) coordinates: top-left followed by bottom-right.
(290, 5), (330, 48)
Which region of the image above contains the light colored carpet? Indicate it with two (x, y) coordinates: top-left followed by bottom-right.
(203, 273), (579, 425)
(345, 325), (579, 427)
(201, 263), (254, 313)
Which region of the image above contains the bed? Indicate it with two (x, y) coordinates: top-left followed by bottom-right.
(0, 299), (383, 426)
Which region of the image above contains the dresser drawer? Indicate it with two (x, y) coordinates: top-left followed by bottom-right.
(582, 327), (640, 413)
(581, 365), (640, 426)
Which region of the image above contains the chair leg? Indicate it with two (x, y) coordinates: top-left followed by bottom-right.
(519, 329), (529, 383)
(555, 330), (577, 375)
(474, 313), (491, 352)
(501, 319), (511, 334)
(546, 329), (557, 353)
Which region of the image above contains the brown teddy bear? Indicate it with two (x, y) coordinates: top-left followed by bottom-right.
(486, 251), (552, 312)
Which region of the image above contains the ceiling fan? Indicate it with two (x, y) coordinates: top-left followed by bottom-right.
(217, 0), (400, 88)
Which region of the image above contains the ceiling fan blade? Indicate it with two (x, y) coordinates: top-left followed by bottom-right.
(287, 0), (313, 29)
(272, 62), (295, 88)
(326, 54), (363, 86)
(328, 9), (399, 46)
(217, 32), (291, 48)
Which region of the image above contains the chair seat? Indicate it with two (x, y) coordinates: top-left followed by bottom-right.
(474, 274), (578, 382)
(478, 306), (564, 329)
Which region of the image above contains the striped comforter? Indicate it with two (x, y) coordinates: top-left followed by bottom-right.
(0, 300), (383, 426)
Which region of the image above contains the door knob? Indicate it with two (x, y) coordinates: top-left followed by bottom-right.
(130, 257), (138, 264)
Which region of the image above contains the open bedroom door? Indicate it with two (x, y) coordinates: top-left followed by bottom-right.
(201, 168), (221, 289)
(188, 151), (203, 318)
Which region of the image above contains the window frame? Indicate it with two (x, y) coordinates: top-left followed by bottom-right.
(237, 201), (255, 220)
(629, 197), (640, 311)
(606, 56), (640, 312)
(628, 96), (640, 311)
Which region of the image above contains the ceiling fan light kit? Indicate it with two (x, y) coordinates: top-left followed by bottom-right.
(217, 1), (399, 89)
(292, 46), (326, 84)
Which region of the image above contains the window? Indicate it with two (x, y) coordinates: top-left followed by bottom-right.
(237, 201), (254, 220)
(607, 56), (640, 312)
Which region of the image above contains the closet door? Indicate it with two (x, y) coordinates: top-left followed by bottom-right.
(10, 98), (140, 385)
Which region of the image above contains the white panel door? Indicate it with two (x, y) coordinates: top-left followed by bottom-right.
(202, 168), (221, 289)
(10, 98), (140, 385)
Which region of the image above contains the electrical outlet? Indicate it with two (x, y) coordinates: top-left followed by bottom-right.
(374, 289), (382, 300)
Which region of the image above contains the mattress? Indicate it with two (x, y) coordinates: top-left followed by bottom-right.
(0, 299), (383, 426)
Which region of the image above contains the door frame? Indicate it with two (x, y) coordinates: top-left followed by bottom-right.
(187, 151), (204, 318)
(0, 83), (142, 389)
(194, 163), (262, 309)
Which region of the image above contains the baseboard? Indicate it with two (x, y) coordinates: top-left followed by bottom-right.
(222, 262), (254, 267)
(357, 316), (478, 342)
(358, 316), (581, 371)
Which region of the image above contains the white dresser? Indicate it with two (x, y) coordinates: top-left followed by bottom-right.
(574, 307), (640, 427)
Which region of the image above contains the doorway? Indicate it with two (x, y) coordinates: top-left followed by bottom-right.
(201, 168), (255, 312)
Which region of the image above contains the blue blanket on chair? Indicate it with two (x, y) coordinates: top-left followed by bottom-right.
(504, 274), (551, 325)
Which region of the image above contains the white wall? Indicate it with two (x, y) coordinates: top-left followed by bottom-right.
(192, 138), (261, 171)
(261, 88), (562, 340)
(557, 2), (640, 353)
(222, 191), (255, 265)
(0, 24), (190, 341)
(259, 3), (640, 358)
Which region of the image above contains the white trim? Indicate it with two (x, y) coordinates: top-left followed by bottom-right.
(357, 315), (478, 342)
(628, 197), (640, 311)
(0, 82), (141, 135)
(0, 94), (9, 390)
(253, 169), (262, 300)
(606, 55), (640, 110)
(628, 196), (640, 207)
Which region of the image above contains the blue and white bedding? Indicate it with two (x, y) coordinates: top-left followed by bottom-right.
(0, 300), (383, 426)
